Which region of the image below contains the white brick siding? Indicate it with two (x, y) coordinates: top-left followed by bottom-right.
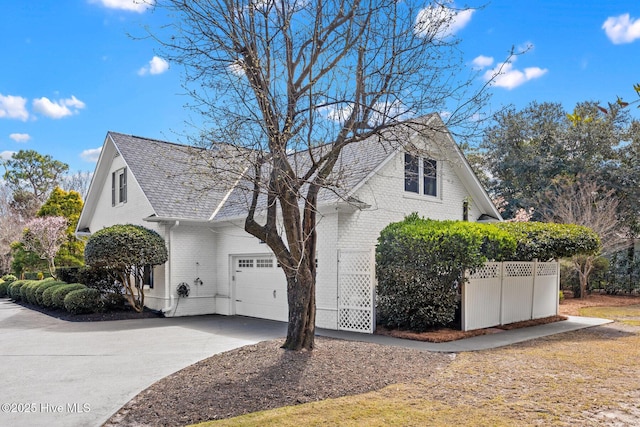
(338, 150), (485, 252)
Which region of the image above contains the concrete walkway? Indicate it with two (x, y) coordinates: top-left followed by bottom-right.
(0, 299), (611, 427)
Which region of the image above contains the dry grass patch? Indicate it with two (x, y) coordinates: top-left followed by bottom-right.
(195, 325), (640, 426)
(579, 305), (640, 326)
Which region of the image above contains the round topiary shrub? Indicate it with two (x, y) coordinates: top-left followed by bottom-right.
(64, 288), (102, 314)
(51, 284), (86, 309)
(8, 280), (29, 301)
(42, 284), (67, 308)
(35, 281), (66, 306)
(0, 280), (8, 298)
(85, 224), (167, 313)
(22, 281), (42, 304)
(1, 274), (17, 284)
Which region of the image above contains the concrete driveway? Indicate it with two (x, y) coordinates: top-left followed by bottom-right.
(0, 300), (287, 427)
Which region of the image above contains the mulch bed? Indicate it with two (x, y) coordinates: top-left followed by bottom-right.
(375, 315), (569, 343)
(13, 300), (162, 322)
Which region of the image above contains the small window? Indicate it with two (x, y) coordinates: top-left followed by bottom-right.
(404, 153), (438, 197)
(256, 258), (273, 268)
(111, 167), (127, 206)
(238, 259), (253, 268)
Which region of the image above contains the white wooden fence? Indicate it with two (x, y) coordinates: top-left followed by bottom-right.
(461, 261), (560, 331)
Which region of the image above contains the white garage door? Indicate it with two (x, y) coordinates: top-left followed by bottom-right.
(233, 255), (288, 322)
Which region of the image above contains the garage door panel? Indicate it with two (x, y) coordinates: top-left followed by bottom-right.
(234, 256), (288, 322)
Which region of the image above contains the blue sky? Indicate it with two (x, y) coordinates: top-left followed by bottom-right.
(1, 0), (639, 173)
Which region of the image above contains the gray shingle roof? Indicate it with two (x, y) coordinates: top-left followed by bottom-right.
(107, 117), (435, 222)
(109, 132), (230, 221)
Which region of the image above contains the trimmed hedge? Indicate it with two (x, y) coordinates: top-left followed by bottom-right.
(51, 284), (86, 309)
(42, 284), (67, 308)
(64, 288), (102, 314)
(35, 281), (67, 306)
(1, 274), (17, 284)
(495, 222), (600, 261)
(0, 280), (7, 298)
(376, 215), (516, 330)
(376, 215), (603, 331)
(21, 281), (41, 304)
(8, 280), (29, 301)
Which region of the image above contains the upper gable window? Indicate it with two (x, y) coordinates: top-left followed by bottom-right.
(112, 167), (127, 206)
(404, 153), (438, 197)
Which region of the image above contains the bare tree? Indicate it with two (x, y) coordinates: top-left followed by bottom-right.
(61, 171), (93, 200)
(152, 0), (503, 350)
(0, 183), (22, 274)
(542, 176), (622, 298)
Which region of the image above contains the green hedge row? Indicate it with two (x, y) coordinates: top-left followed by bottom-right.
(376, 215), (601, 331)
(2, 278), (103, 315)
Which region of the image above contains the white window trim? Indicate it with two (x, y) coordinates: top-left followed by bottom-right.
(111, 167), (127, 206)
(403, 153), (441, 199)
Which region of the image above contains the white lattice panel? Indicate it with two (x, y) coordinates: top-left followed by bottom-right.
(537, 262), (558, 276)
(337, 249), (375, 333)
(504, 262), (534, 277)
(469, 262), (500, 279)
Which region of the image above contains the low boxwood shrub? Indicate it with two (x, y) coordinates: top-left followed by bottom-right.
(34, 281), (66, 306)
(21, 281), (42, 304)
(0, 280), (7, 298)
(8, 280), (29, 301)
(51, 283), (86, 309)
(64, 288), (102, 314)
(42, 284), (68, 308)
(1, 274), (18, 284)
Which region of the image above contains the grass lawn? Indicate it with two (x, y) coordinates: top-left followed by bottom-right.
(192, 302), (640, 426)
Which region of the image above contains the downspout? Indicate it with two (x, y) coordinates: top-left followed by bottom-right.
(162, 220), (180, 315)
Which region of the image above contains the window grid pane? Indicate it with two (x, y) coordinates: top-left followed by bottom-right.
(423, 158), (437, 197)
(238, 259), (254, 268)
(404, 153), (419, 193)
(256, 259), (273, 268)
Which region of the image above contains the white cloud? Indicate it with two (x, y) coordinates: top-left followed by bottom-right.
(482, 59), (547, 90)
(472, 55), (494, 69)
(80, 147), (102, 162)
(9, 133), (30, 143)
(32, 95), (86, 119)
(138, 56), (169, 76)
(0, 94), (29, 121)
(1, 151), (16, 160)
(228, 60), (246, 77)
(90, 0), (155, 13)
(415, 2), (474, 39)
(603, 13), (640, 44)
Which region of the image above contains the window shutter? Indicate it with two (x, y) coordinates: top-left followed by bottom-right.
(122, 167), (127, 203)
(111, 172), (115, 206)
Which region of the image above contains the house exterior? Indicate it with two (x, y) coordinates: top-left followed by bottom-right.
(76, 115), (502, 332)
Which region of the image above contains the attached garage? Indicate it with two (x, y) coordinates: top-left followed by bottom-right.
(232, 255), (288, 322)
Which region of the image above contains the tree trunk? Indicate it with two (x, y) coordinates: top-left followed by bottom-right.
(575, 256), (594, 299)
(282, 266), (316, 350)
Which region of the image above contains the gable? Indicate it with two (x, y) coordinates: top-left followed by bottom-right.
(77, 136), (155, 234)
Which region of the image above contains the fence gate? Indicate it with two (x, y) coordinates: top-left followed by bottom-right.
(337, 249), (376, 333)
